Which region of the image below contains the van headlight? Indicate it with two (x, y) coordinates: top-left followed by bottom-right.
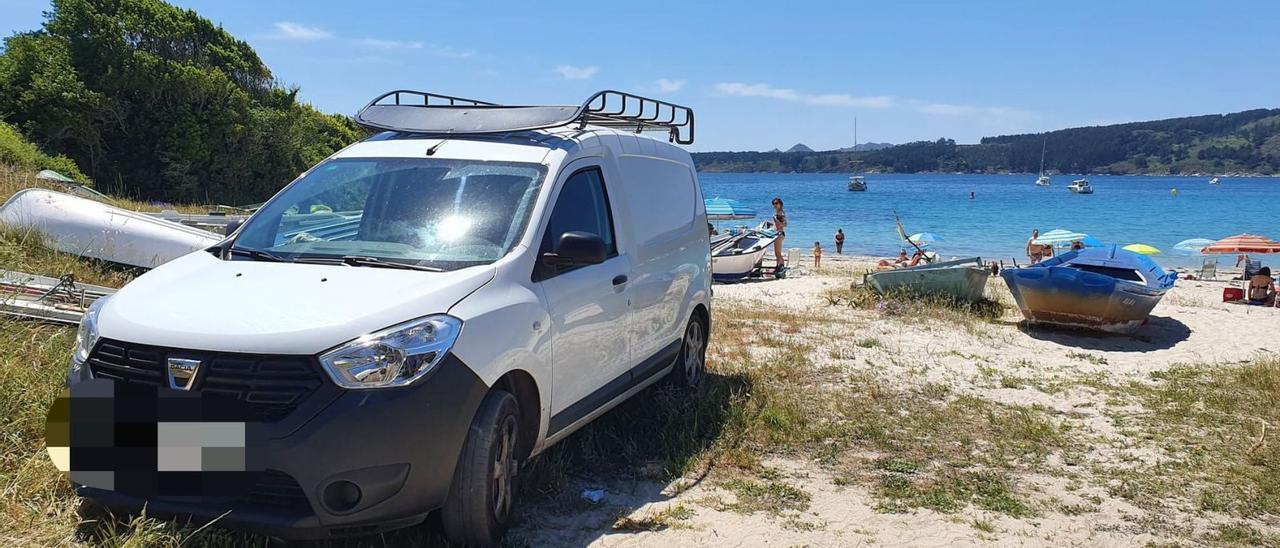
(319, 315), (462, 389)
(69, 296), (109, 383)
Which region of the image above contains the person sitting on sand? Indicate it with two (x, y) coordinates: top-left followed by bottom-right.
(1248, 266), (1276, 306)
(906, 249), (927, 267)
(878, 249), (911, 268)
(812, 241), (823, 268)
(1070, 240), (1085, 251)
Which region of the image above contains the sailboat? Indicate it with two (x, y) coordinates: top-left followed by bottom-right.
(848, 116), (868, 191)
(1035, 138), (1050, 186)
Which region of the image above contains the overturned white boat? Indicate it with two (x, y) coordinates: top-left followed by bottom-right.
(0, 188), (222, 268)
(711, 226), (778, 282)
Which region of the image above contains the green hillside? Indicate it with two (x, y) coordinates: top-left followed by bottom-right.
(694, 109), (1280, 176)
(0, 0), (364, 204)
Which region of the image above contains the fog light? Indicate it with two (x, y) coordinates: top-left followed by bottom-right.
(323, 480), (362, 513)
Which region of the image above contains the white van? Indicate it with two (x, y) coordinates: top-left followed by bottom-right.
(68, 90), (710, 543)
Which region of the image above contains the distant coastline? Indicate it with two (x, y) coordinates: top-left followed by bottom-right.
(694, 108), (1280, 177)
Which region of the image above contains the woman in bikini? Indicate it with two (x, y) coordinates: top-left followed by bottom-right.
(771, 197), (787, 274)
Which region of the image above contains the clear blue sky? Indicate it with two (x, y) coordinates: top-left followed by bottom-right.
(2, 0), (1278, 151)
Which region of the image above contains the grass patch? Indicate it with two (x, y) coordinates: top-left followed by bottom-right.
(1083, 358), (1280, 523)
(718, 478), (811, 515)
(612, 504), (695, 531)
(1066, 351), (1109, 366)
(825, 285), (1007, 328)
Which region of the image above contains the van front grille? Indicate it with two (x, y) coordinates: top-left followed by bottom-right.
(237, 470), (313, 513)
(87, 339), (325, 422)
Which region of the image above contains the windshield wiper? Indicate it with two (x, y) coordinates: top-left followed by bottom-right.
(227, 246), (289, 263)
(293, 255), (444, 272)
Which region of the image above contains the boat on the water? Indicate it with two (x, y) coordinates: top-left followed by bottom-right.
(847, 176), (867, 191)
(864, 257), (991, 302)
(711, 225), (778, 282)
(1209, 177), (1220, 185)
(1035, 139), (1050, 186)
(1001, 245), (1176, 334)
(1067, 179), (1094, 194)
(0, 188), (222, 268)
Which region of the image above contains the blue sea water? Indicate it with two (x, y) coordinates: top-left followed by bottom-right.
(698, 173), (1280, 269)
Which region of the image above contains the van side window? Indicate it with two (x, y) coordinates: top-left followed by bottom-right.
(540, 168), (617, 257)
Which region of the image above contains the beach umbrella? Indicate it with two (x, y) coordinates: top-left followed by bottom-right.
(1201, 233), (1280, 254)
(1033, 229), (1088, 245)
(1173, 238), (1216, 254)
(1123, 243), (1161, 255)
(703, 198), (756, 221)
(907, 232), (944, 244)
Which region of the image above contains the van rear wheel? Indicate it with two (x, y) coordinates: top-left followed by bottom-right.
(670, 315), (707, 388)
(440, 390), (520, 546)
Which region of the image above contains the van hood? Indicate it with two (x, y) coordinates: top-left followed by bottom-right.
(98, 251), (495, 354)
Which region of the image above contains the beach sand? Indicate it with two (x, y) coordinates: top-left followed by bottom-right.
(510, 254), (1280, 547)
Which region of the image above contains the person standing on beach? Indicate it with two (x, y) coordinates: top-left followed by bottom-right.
(1027, 229), (1043, 264)
(813, 241), (823, 268)
(834, 228), (845, 255)
(771, 197), (787, 274)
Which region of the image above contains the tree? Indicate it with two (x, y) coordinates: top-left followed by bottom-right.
(0, 0), (363, 203)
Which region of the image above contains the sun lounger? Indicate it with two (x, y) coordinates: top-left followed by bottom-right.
(1198, 258), (1217, 281)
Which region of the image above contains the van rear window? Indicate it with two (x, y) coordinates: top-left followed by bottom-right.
(617, 157), (696, 246)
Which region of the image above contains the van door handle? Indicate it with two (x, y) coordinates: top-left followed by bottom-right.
(612, 274), (629, 286)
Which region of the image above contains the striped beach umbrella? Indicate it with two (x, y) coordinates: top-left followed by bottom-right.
(1033, 229), (1088, 245)
(1201, 234), (1280, 254)
(703, 198), (757, 221)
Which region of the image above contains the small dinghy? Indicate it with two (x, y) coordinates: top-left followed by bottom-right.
(0, 188), (222, 268)
(864, 257), (991, 302)
(1001, 245), (1176, 334)
(711, 226), (777, 282)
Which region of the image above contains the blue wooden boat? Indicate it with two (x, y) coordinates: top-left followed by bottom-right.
(1001, 245), (1177, 334)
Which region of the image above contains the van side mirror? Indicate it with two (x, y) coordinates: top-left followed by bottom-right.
(542, 231), (606, 267)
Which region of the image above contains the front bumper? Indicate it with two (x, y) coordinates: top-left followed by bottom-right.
(74, 352), (488, 540)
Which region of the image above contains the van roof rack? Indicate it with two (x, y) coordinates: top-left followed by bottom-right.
(355, 89), (695, 145)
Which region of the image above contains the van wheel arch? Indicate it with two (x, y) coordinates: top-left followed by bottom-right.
(692, 303), (710, 334)
(494, 370), (540, 461)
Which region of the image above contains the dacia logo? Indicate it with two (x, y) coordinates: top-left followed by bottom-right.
(166, 358), (202, 391)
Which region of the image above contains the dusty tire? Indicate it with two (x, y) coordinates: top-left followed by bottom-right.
(440, 390), (520, 546)
(669, 314), (708, 388)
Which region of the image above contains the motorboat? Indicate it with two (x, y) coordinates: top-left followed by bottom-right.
(1067, 179), (1094, 194)
(864, 257), (991, 302)
(1209, 177), (1220, 185)
(711, 225), (778, 282)
(847, 176), (867, 191)
(1001, 245), (1176, 334)
(0, 188), (222, 268)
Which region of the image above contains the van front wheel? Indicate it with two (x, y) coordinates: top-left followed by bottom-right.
(440, 389), (520, 546)
(670, 315), (707, 388)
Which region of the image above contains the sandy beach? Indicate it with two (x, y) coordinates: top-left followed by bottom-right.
(509, 254), (1280, 547)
